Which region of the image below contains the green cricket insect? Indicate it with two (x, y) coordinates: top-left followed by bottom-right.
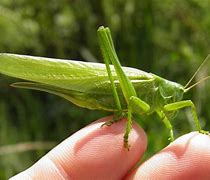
(0, 26), (209, 150)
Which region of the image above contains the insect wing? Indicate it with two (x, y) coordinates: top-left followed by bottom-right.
(0, 53), (153, 94)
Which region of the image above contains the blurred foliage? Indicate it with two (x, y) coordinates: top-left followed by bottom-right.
(0, 0), (210, 178)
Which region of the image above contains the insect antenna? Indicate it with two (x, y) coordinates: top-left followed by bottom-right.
(184, 54), (210, 91)
(184, 76), (210, 93)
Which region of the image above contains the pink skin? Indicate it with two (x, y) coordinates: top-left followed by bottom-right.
(10, 116), (210, 180)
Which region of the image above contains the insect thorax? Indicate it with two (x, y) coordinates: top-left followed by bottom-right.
(155, 76), (185, 105)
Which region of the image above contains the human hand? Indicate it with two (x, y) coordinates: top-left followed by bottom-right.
(10, 116), (210, 179)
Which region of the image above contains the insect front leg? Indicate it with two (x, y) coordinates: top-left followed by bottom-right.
(156, 110), (174, 141)
(164, 100), (209, 135)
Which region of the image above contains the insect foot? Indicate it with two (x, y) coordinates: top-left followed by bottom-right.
(101, 121), (113, 127)
(100, 116), (121, 127)
(199, 130), (209, 135)
(168, 129), (175, 142)
(100, 112), (126, 127)
(123, 134), (130, 151)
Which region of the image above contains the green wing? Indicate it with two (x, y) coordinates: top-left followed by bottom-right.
(0, 53), (153, 94)
(11, 82), (115, 110)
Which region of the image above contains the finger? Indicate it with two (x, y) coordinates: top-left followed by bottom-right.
(11, 116), (147, 180)
(126, 132), (210, 179)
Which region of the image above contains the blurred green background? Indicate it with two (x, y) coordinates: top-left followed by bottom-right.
(0, 0), (210, 178)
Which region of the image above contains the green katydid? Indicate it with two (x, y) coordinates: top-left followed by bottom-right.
(0, 26), (209, 150)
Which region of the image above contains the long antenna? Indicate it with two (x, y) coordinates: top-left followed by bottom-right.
(184, 76), (210, 93)
(184, 54), (210, 89)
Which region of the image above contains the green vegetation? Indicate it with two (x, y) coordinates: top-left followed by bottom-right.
(0, 0), (210, 179)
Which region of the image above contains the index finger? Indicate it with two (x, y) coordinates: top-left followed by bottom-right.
(11, 116), (147, 179)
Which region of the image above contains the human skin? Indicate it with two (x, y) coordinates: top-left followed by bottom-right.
(10, 116), (210, 179)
